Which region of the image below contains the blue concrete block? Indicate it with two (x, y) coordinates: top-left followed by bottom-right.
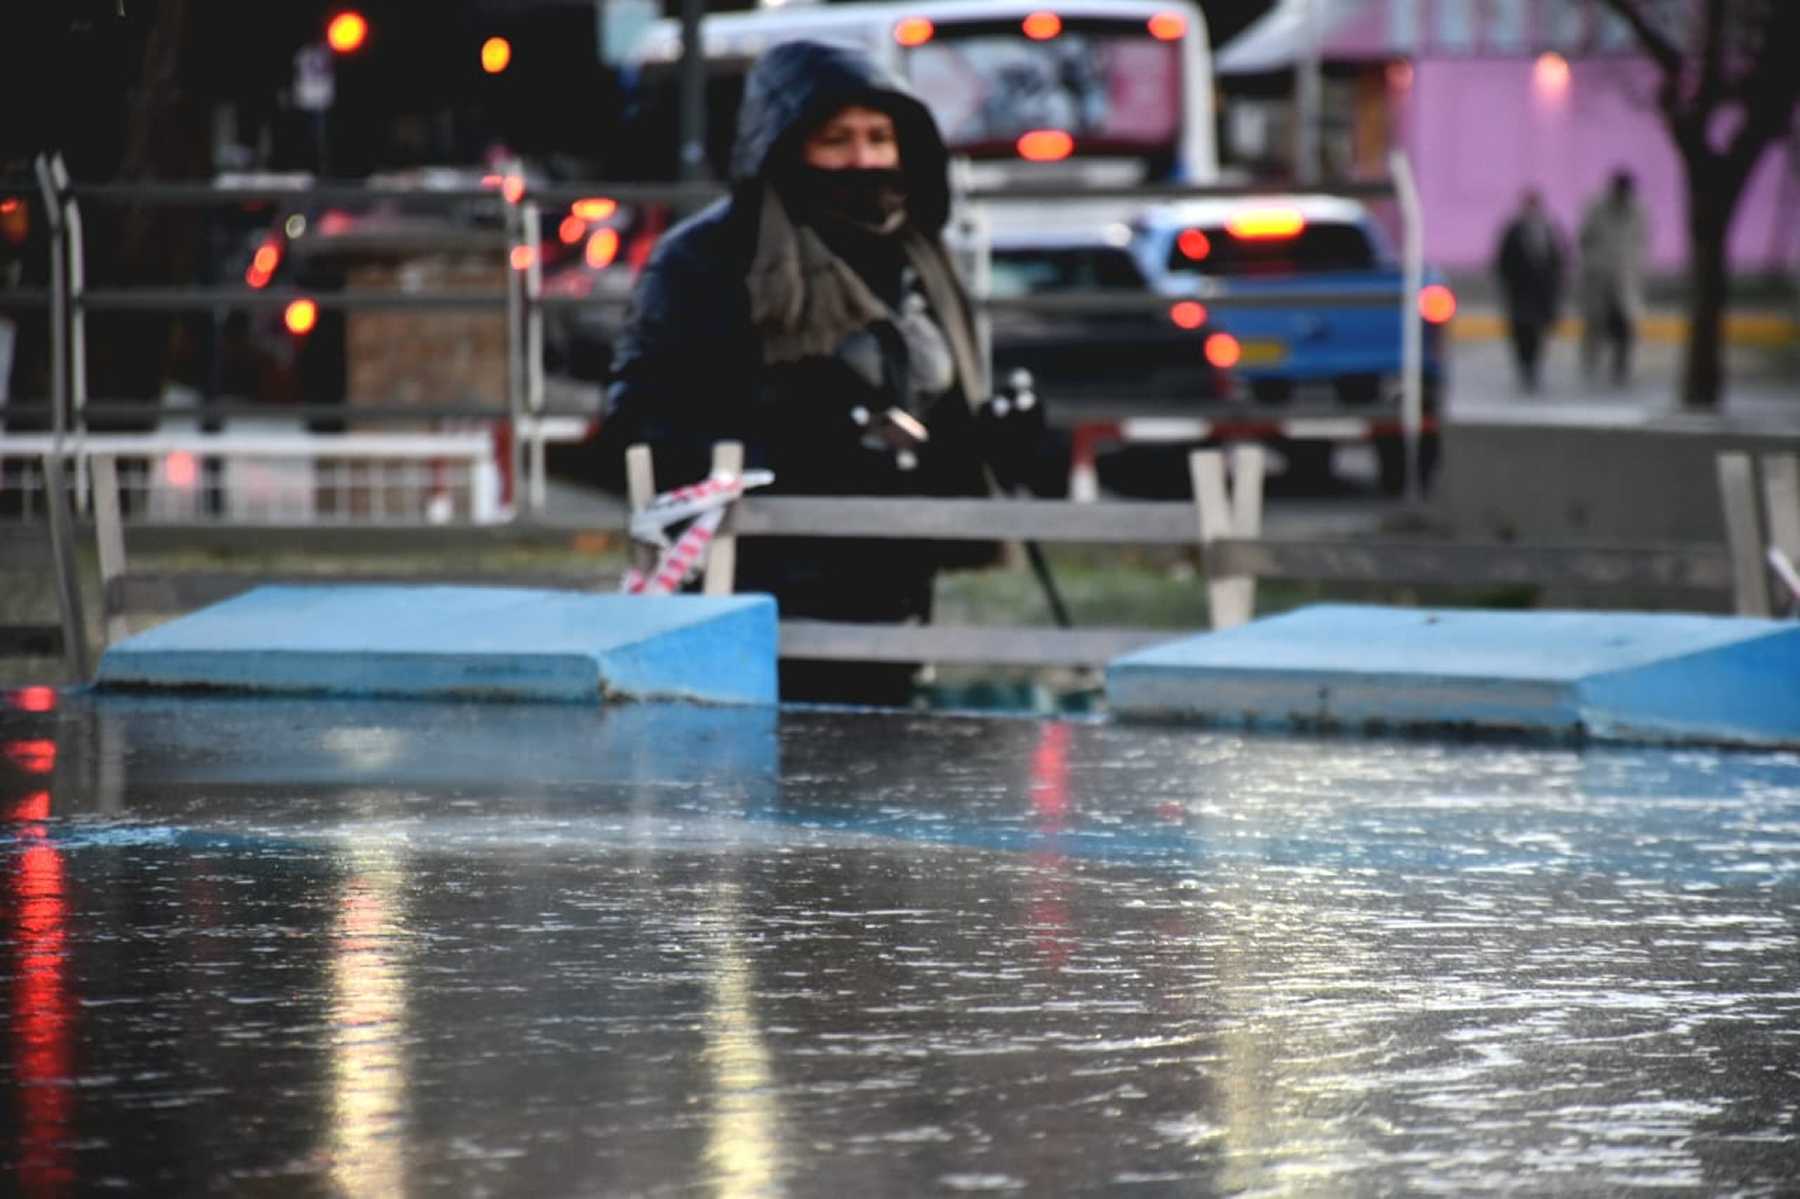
(96, 585), (778, 705)
(1107, 605), (1800, 748)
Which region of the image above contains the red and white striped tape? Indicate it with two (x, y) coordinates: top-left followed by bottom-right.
(622, 468), (774, 595)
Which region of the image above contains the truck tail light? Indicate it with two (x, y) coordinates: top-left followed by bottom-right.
(1419, 284), (1457, 324)
(245, 238), (282, 288)
(1226, 208), (1306, 240)
(585, 227), (620, 268)
(1177, 228), (1211, 260)
(1169, 301), (1208, 330)
(283, 298), (318, 336)
(1204, 332), (1241, 369)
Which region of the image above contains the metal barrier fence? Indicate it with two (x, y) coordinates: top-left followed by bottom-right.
(3, 152), (1433, 522)
(1, 431), (505, 526)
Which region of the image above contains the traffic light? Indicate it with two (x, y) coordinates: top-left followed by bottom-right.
(326, 10), (367, 54)
(480, 36), (512, 75)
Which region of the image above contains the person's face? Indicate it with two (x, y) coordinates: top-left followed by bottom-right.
(802, 106), (900, 170)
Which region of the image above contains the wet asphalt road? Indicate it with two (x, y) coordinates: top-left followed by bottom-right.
(5, 690), (1800, 1195)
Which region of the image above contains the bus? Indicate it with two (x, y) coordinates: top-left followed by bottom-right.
(620, 0), (1219, 227)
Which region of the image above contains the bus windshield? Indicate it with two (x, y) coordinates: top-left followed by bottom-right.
(904, 20), (1181, 158)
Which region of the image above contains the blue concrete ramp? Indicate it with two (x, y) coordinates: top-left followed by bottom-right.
(1107, 605), (1800, 748)
(96, 585), (777, 705)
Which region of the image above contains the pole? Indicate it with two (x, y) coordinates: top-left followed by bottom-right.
(1295, 0), (1323, 185)
(522, 199), (547, 515)
(503, 164), (525, 518)
(678, 0), (707, 181)
(1390, 148), (1424, 505)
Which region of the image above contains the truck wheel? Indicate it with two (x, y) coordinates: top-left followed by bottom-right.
(1376, 433), (1440, 496)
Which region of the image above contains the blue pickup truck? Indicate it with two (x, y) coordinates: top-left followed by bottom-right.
(1130, 194), (1453, 494)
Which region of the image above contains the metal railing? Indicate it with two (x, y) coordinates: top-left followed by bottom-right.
(5, 152), (1433, 514)
(1, 431), (506, 526)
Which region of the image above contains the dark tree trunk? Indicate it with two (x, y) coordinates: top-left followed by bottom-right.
(1680, 167), (1733, 410)
(91, 0), (212, 431)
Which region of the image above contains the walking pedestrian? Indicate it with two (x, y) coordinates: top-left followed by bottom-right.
(1577, 169), (1649, 385)
(1492, 189), (1564, 393)
(599, 39), (1015, 706)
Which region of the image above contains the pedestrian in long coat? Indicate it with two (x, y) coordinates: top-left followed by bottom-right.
(1493, 189), (1564, 393)
(600, 40), (998, 705)
(1577, 169), (1650, 385)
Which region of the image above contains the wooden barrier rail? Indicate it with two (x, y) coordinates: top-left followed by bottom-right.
(10, 446), (1761, 684)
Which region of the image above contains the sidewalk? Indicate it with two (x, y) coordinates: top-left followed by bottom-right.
(1450, 303), (1798, 351)
(1447, 305), (1798, 431)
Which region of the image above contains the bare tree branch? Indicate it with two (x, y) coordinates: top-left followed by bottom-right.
(1593, 0), (1685, 77)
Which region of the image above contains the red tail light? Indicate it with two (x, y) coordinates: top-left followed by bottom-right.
(585, 227), (620, 269)
(1177, 228), (1211, 261)
(164, 450), (200, 489)
(1169, 301), (1208, 330)
(1147, 11), (1186, 40)
(245, 238), (282, 288)
(283, 298), (318, 336)
(1226, 208), (1306, 240)
(1204, 332), (1241, 369)
(1419, 283), (1457, 324)
(893, 17), (933, 46)
(1017, 130), (1074, 162)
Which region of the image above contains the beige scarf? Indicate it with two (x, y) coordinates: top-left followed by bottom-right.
(745, 185), (986, 405)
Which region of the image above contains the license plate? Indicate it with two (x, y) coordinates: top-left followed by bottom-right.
(1235, 339), (1287, 366)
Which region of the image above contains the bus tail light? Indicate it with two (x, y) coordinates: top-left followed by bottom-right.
(1147, 11), (1186, 40)
(1419, 283), (1457, 325)
(1204, 332), (1241, 369)
(893, 17), (933, 46)
(1022, 11), (1061, 39)
(1017, 130), (1074, 161)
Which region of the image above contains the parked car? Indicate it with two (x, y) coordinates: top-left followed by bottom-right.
(1130, 194), (1454, 493)
(984, 226), (1235, 416)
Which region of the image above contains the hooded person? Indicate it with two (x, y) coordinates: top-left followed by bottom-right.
(601, 39), (999, 706)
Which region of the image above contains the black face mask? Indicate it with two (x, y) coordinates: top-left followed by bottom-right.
(794, 166), (907, 231)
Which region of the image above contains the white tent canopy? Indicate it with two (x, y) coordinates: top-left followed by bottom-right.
(1216, 0), (1378, 76)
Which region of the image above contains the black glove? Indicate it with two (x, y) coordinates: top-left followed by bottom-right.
(976, 368), (1049, 493)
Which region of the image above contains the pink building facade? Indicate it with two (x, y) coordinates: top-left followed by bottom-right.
(1219, 0), (1799, 274)
(1400, 54), (1796, 273)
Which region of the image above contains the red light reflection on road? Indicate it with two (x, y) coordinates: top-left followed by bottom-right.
(11, 789), (75, 1194)
(8, 687), (58, 712)
(5, 739), (57, 774)
(1029, 723), (1076, 968)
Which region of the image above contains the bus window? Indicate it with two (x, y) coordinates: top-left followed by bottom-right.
(903, 19), (1180, 160)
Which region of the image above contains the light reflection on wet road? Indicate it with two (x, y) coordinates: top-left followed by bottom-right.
(4, 691), (1799, 1195)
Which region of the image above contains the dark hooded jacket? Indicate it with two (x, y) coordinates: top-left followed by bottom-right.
(603, 40), (983, 488)
(600, 40), (995, 702)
